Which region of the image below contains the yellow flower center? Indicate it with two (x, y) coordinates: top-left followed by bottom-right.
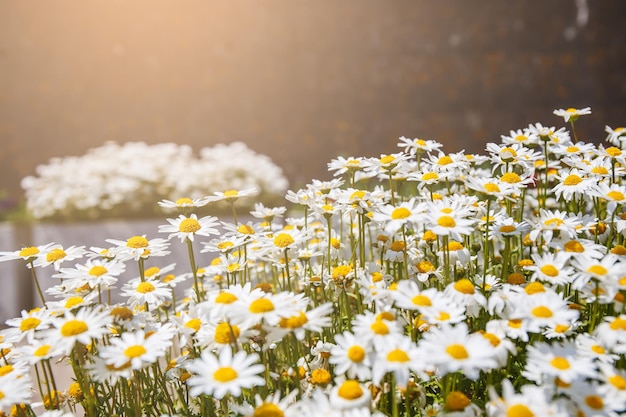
(391, 207), (411, 220)
(124, 345), (147, 358)
(34, 345), (51, 357)
(350, 190), (366, 200)
(591, 344), (605, 354)
(416, 260), (435, 273)
(179, 218), (201, 233)
(592, 166), (609, 175)
(89, 265), (107, 276)
(482, 332), (501, 347)
(126, 236), (149, 248)
(412, 294), (432, 306)
(347, 345), (365, 362)
(310, 368), (331, 385)
(111, 306), (133, 321)
(446, 391), (471, 411)
(19, 317), (41, 331)
(446, 344), (469, 360)
(46, 249), (66, 262)
(540, 265), (559, 277)
(416, 139), (427, 146)
(437, 155), (453, 165)
(184, 318), (202, 332)
(525, 282), (545, 294)
(213, 366), (238, 382)
(563, 174), (583, 186)
(500, 172), (522, 183)
(437, 311), (451, 321)
(609, 375), (626, 390)
(508, 319), (522, 329)
(437, 215), (456, 228)
(65, 296), (84, 309)
(253, 403), (284, 417)
(390, 241), (405, 252)
(0, 365), (13, 377)
(563, 240), (584, 252)
(612, 245), (626, 255)
(448, 241), (464, 251)
(274, 233), (295, 248)
(215, 322), (241, 344)
(61, 320), (88, 337)
(587, 265), (608, 276)
(544, 218), (564, 227)
(454, 278), (475, 294)
(332, 265), (353, 279)
(514, 134), (528, 142)
(550, 356), (570, 370)
(175, 197), (194, 205)
(531, 306), (553, 318)
(337, 380), (364, 400)
(215, 292), (238, 304)
(371, 271), (383, 282)
(224, 190), (239, 197)
(584, 395), (603, 410)
(506, 404), (534, 417)
(144, 267), (160, 277)
(566, 146), (579, 153)
(499, 225), (517, 233)
(387, 349), (410, 362)
(19, 247), (39, 257)
(380, 155), (396, 165)
(609, 318), (626, 331)
(136, 282), (155, 293)
(484, 183), (500, 193)
(370, 320), (389, 335)
(249, 298), (275, 313)
(422, 172), (439, 181)
(607, 191), (625, 201)
(237, 225), (254, 235)
(279, 311), (308, 329)
(606, 147), (622, 157)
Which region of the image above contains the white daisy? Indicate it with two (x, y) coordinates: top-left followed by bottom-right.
(330, 331), (373, 381)
(186, 346), (265, 399)
(105, 235), (171, 261)
(100, 328), (173, 370)
(46, 307), (112, 355)
(158, 213), (221, 242)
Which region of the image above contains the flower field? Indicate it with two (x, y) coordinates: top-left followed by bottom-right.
(1, 108), (625, 416)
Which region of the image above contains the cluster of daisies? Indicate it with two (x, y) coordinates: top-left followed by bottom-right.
(21, 141), (288, 220)
(1, 107), (626, 417)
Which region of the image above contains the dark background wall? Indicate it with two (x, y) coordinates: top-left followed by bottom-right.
(1, 0), (625, 208)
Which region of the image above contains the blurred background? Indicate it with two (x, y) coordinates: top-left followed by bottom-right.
(1, 0), (625, 213)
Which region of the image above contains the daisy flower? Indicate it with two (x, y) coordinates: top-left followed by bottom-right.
(233, 391), (298, 417)
(514, 291), (579, 334)
(46, 307), (112, 355)
(196, 319), (258, 351)
(397, 136), (442, 156)
(31, 244), (86, 271)
(275, 302), (334, 341)
(2, 308), (52, 344)
(529, 209), (582, 244)
(372, 198), (424, 234)
(158, 213), (221, 243)
(186, 346), (265, 399)
(418, 323), (498, 379)
(99, 328), (173, 370)
(553, 106), (591, 123)
(487, 379), (568, 417)
(157, 196), (209, 211)
(500, 128), (539, 146)
(605, 125), (626, 147)
(524, 252), (573, 286)
(13, 341), (64, 365)
(425, 205), (475, 241)
(594, 315), (626, 353)
(526, 122), (571, 145)
(594, 182), (626, 209)
(551, 168), (596, 202)
(0, 242), (57, 265)
(226, 291), (300, 328)
(121, 278), (172, 310)
(105, 235), (171, 261)
(328, 379), (372, 410)
(443, 278), (487, 318)
(575, 333), (619, 364)
(327, 156), (367, 177)
(596, 363), (626, 405)
(351, 311), (404, 345)
(0, 371), (33, 413)
(571, 254), (622, 290)
(205, 187), (259, 203)
(330, 331), (373, 381)
(372, 335), (426, 386)
(52, 258), (126, 291)
(566, 378), (625, 417)
(249, 202), (287, 222)
(522, 340), (596, 384)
